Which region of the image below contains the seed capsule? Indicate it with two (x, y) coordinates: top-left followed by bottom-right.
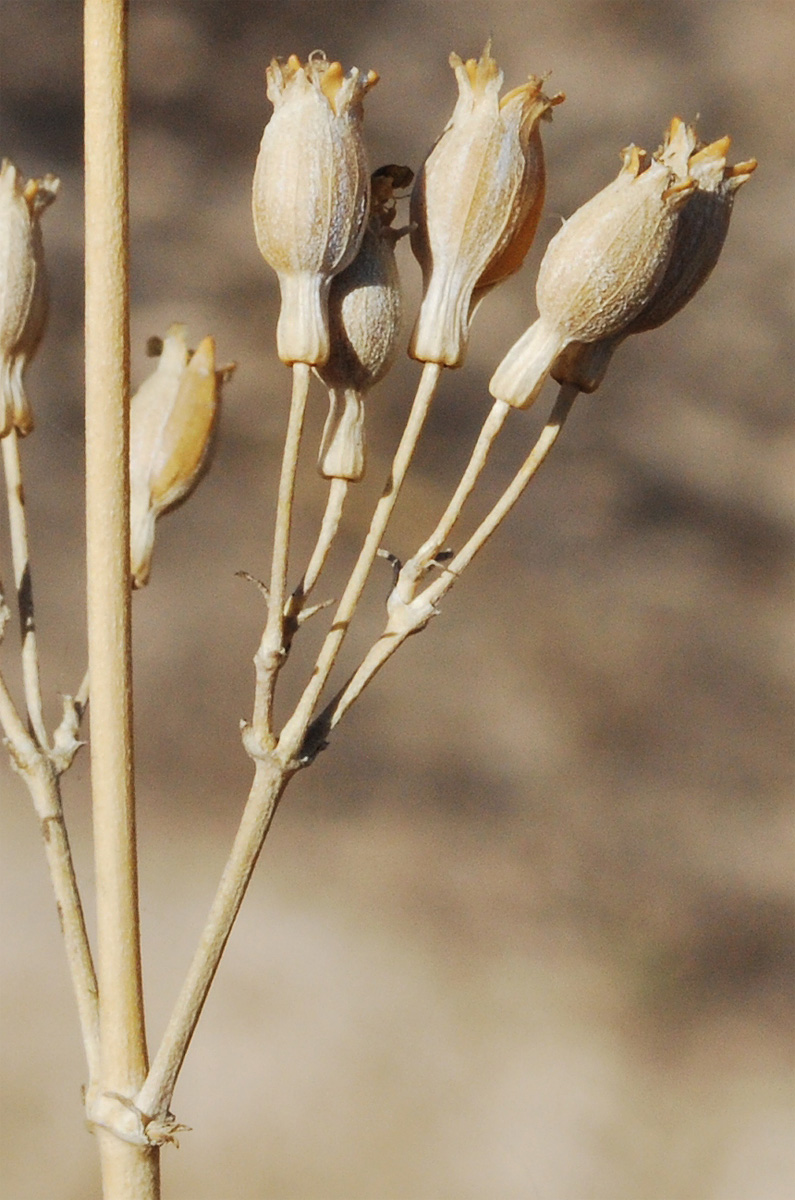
(409, 44), (562, 368)
(490, 144), (695, 407)
(549, 119), (757, 393)
(129, 325), (234, 588)
(0, 159), (59, 437)
(316, 166), (408, 481)
(252, 53), (377, 367)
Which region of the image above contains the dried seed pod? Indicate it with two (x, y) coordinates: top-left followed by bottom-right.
(129, 325), (234, 588)
(252, 53), (377, 367)
(490, 144), (695, 408)
(316, 166), (409, 481)
(409, 43), (563, 368)
(549, 118), (757, 394)
(0, 159), (59, 437)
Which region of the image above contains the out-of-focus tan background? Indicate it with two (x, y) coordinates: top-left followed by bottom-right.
(1, 2), (793, 1198)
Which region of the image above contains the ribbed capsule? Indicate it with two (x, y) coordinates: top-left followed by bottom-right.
(409, 44), (563, 368)
(129, 325), (234, 588)
(489, 144), (695, 408)
(316, 166), (409, 481)
(252, 53), (378, 367)
(0, 159), (59, 437)
(549, 118), (757, 393)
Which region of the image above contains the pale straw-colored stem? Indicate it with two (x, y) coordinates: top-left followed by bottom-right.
(0, 668), (100, 1079)
(313, 384), (578, 737)
(251, 362), (311, 745)
(294, 475), (348, 601)
(277, 361), (442, 763)
(397, 397), (511, 596)
(1, 430), (49, 748)
(84, 0), (158, 1192)
(136, 754), (289, 1124)
(417, 384), (578, 609)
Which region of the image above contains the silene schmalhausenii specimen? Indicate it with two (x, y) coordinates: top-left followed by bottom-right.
(490, 116), (757, 407)
(0, 33), (757, 1190)
(0, 158), (59, 438)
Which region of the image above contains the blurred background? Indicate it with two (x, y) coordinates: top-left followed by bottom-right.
(1, 2), (793, 1198)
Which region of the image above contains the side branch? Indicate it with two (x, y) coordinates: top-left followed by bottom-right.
(276, 360), (442, 763)
(0, 666), (100, 1080)
(251, 362), (311, 745)
(309, 384), (579, 740)
(135, 755), (290, 1126)
(2, 430), (48, 747)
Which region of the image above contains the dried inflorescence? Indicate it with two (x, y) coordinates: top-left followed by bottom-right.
(0, 40), (760, 1169)
(0, 159), (59, 438)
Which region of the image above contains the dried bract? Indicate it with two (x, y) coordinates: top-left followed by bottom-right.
(490, 144), (695, 407)
(252, 53), (378, 366)
(409, 44), (562, 367)
(0, 159), (59, 437)
(316, 166), (409, 481)
(129, 325), (233, 588)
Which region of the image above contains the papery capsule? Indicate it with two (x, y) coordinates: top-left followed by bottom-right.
(316, 165), (409, 481)
(549, 118), (757, 394)
(410, 45), (562, 368)
(129, 325), (234, 588)
(252, 53), (377, 367)
(0, 160), (59, 437)
(490, 144), (695, 407)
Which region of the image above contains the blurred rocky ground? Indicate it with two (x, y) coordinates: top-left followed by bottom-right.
(1, 2), (793, 1198)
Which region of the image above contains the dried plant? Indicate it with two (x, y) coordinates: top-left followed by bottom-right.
(0, 5), (756, 1197)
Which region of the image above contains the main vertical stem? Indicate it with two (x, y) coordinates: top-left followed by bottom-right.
(84, 1), (159, 1195)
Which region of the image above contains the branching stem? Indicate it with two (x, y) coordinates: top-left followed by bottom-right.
(252, 362), (311, 745)
(135, 754), (289, 1124)
(0, 670), (100, 1077)
(2, 430), (48, 748)
(277, 361), (442, 762)
(292, 475), (348, 605)
(398, 397), (511, 595)
(312, 384), (578, 737)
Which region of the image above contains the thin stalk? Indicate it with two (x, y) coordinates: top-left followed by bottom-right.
(136, 755), (289, 1124)
(294, 475), (348, 602)
(2, 430), (49, 748)
(277, 360), (442, 762)
(0, 669), (100, 1078)
(312, 384), (578, 737)
(251, 362), (311, 745)
(84, 0), (157, 1192)
(417, 384), (578, 610)
(397, 397), (511, 598)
